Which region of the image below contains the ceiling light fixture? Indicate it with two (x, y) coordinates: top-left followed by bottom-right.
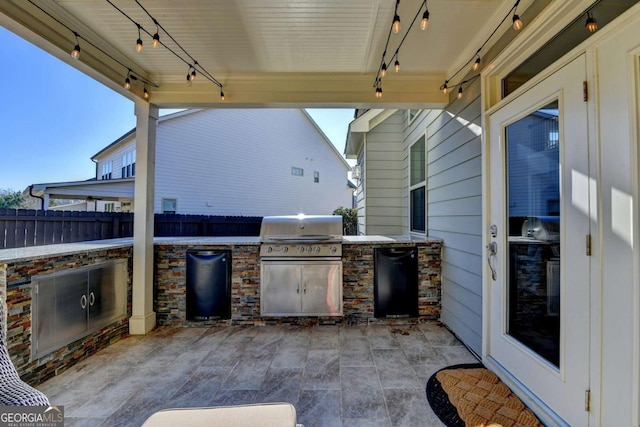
(375, 86), (383, 99)
(152, 31), (160, 48)
(394, 59), (400, 73)
(420, 5), (429, 30)
(143, 85), (149, 99)
(585, 11), (598, 33)
(441, 81), (448, 94)
(190, 61), (198, 82)
(512, 0), (523, 31)
(472, 56), (481, 71)
(70, 32), (81, 59)
(457, 87), (463, 99)
(124, 70), (131, 90)
(135, 24), (144, 52)
(220, 89), (225, 101)
(381, 62), (388, 78)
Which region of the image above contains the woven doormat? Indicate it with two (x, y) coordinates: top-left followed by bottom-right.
(426, 364), (544, 427)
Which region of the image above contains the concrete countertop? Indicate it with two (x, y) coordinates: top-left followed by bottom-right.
(0, 235), (442, 263)
(154, 236), (261, 245)
(342, 235), (441, 244)
(0, 238), (134, 263)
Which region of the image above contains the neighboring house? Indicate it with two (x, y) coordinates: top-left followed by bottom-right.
(31, 109), (353, 215)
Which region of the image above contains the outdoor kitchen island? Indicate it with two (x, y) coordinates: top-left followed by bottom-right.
(154, 235), (443, 326)
(0, 234), (442, 385)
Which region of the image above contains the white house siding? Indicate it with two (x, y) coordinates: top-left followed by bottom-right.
(151, 109), (351, 216)
(360, 111), (406, 235)
(409, 82), (483, 355)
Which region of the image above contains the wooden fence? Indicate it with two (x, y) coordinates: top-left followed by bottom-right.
(0, 209), (262, 249)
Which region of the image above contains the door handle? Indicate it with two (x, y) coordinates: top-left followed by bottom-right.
(486, 242), (498, 281)
(80, 294), (87, 309)
(89, 292), (95, 306)
(297, 285), (300, 294)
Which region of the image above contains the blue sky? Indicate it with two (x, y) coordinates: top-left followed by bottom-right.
(0, 26), (355, 192)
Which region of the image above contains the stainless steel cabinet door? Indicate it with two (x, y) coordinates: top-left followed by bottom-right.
(261, 262), (301, 315)
(301, 262), (342, 316)
(54, 271), (89, 345)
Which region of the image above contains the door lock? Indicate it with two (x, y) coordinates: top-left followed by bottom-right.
(489, 224), (498, 238)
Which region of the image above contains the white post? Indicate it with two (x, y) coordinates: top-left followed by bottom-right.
(129, 100), (159, 334)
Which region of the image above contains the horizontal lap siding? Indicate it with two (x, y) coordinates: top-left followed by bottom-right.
(154, 109), (352, 216)
(425, 80), (483, 355)
(364, 111), (406, 235)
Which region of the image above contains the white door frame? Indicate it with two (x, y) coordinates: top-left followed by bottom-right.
(479, 2), (607, 426)
(485, 55), (591, 427)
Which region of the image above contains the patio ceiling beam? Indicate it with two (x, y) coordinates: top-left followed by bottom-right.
(145, 73), (449, 109)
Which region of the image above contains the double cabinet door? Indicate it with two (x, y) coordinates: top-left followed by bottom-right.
(33, 261), (126, 359)
(261, 260), (342, 316)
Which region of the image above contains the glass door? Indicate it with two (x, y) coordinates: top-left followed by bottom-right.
(487, 55), (591, 426)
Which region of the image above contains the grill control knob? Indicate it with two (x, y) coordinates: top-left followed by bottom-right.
(306, 246), (312, 253)
(267, 247), (273, 253)
(283, 247), (289, 253)
(314, 246), (321, 253)
(330, 246), (337, 254)
(298, 246), (305, 254)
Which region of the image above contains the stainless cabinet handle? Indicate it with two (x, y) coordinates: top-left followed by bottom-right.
(297, 285), (299, 294)
(303, 285), (306, 294)
(89, 292), (95, 306)
(80, 294), (87, 309)
(486, 242), (497, 281)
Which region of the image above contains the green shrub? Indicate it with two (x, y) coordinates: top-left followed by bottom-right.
(333, 207), (357, 235)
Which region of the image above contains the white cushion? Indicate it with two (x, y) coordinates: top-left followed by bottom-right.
(141, 402), (300, 427)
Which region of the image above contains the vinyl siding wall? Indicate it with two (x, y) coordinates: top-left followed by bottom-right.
(97, 109), (352, 216)
(360, 111), (406, 235)
(406, 81), (483, 355)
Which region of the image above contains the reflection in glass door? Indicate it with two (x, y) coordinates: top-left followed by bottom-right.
(506, 100), (560, 367)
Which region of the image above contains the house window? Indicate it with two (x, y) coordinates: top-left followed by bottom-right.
(410, 136), (426, 233)
(408, 109), (421, 124)
(101, 162), (112, 180)
(121, 150), (136, 178)
(314, 171), (319, 183)
(120, 201), (132, 212)
(104, 202), (115, 212)
(291, 167), (304, 176)
(162, 198), (177, 214)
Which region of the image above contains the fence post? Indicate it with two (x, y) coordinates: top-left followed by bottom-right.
(113, 216), (121, 238)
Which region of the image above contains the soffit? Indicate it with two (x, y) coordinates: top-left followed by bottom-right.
(0, 0), (534, 107)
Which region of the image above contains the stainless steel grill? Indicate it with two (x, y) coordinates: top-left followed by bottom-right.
(259, 215), (343, 257)
(259, 215), (343, 317)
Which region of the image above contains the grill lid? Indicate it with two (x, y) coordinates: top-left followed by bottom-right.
(260, 215), (343, 242)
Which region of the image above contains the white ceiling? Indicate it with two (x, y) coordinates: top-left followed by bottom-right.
(0, 0), (530, 107)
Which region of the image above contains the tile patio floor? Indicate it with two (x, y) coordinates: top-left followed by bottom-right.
(38, 322), (478, 427)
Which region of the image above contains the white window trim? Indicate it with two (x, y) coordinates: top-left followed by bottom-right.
(161, 198), (177, 214)
(409, 133), (427, 235)
(408, 109), (422, 125)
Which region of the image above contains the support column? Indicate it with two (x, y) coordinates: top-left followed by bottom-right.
(129, 100), (159, 334)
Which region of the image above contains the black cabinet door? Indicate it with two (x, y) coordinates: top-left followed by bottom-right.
(374, 247), (419, 317)
(186, 252), (231, 320)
